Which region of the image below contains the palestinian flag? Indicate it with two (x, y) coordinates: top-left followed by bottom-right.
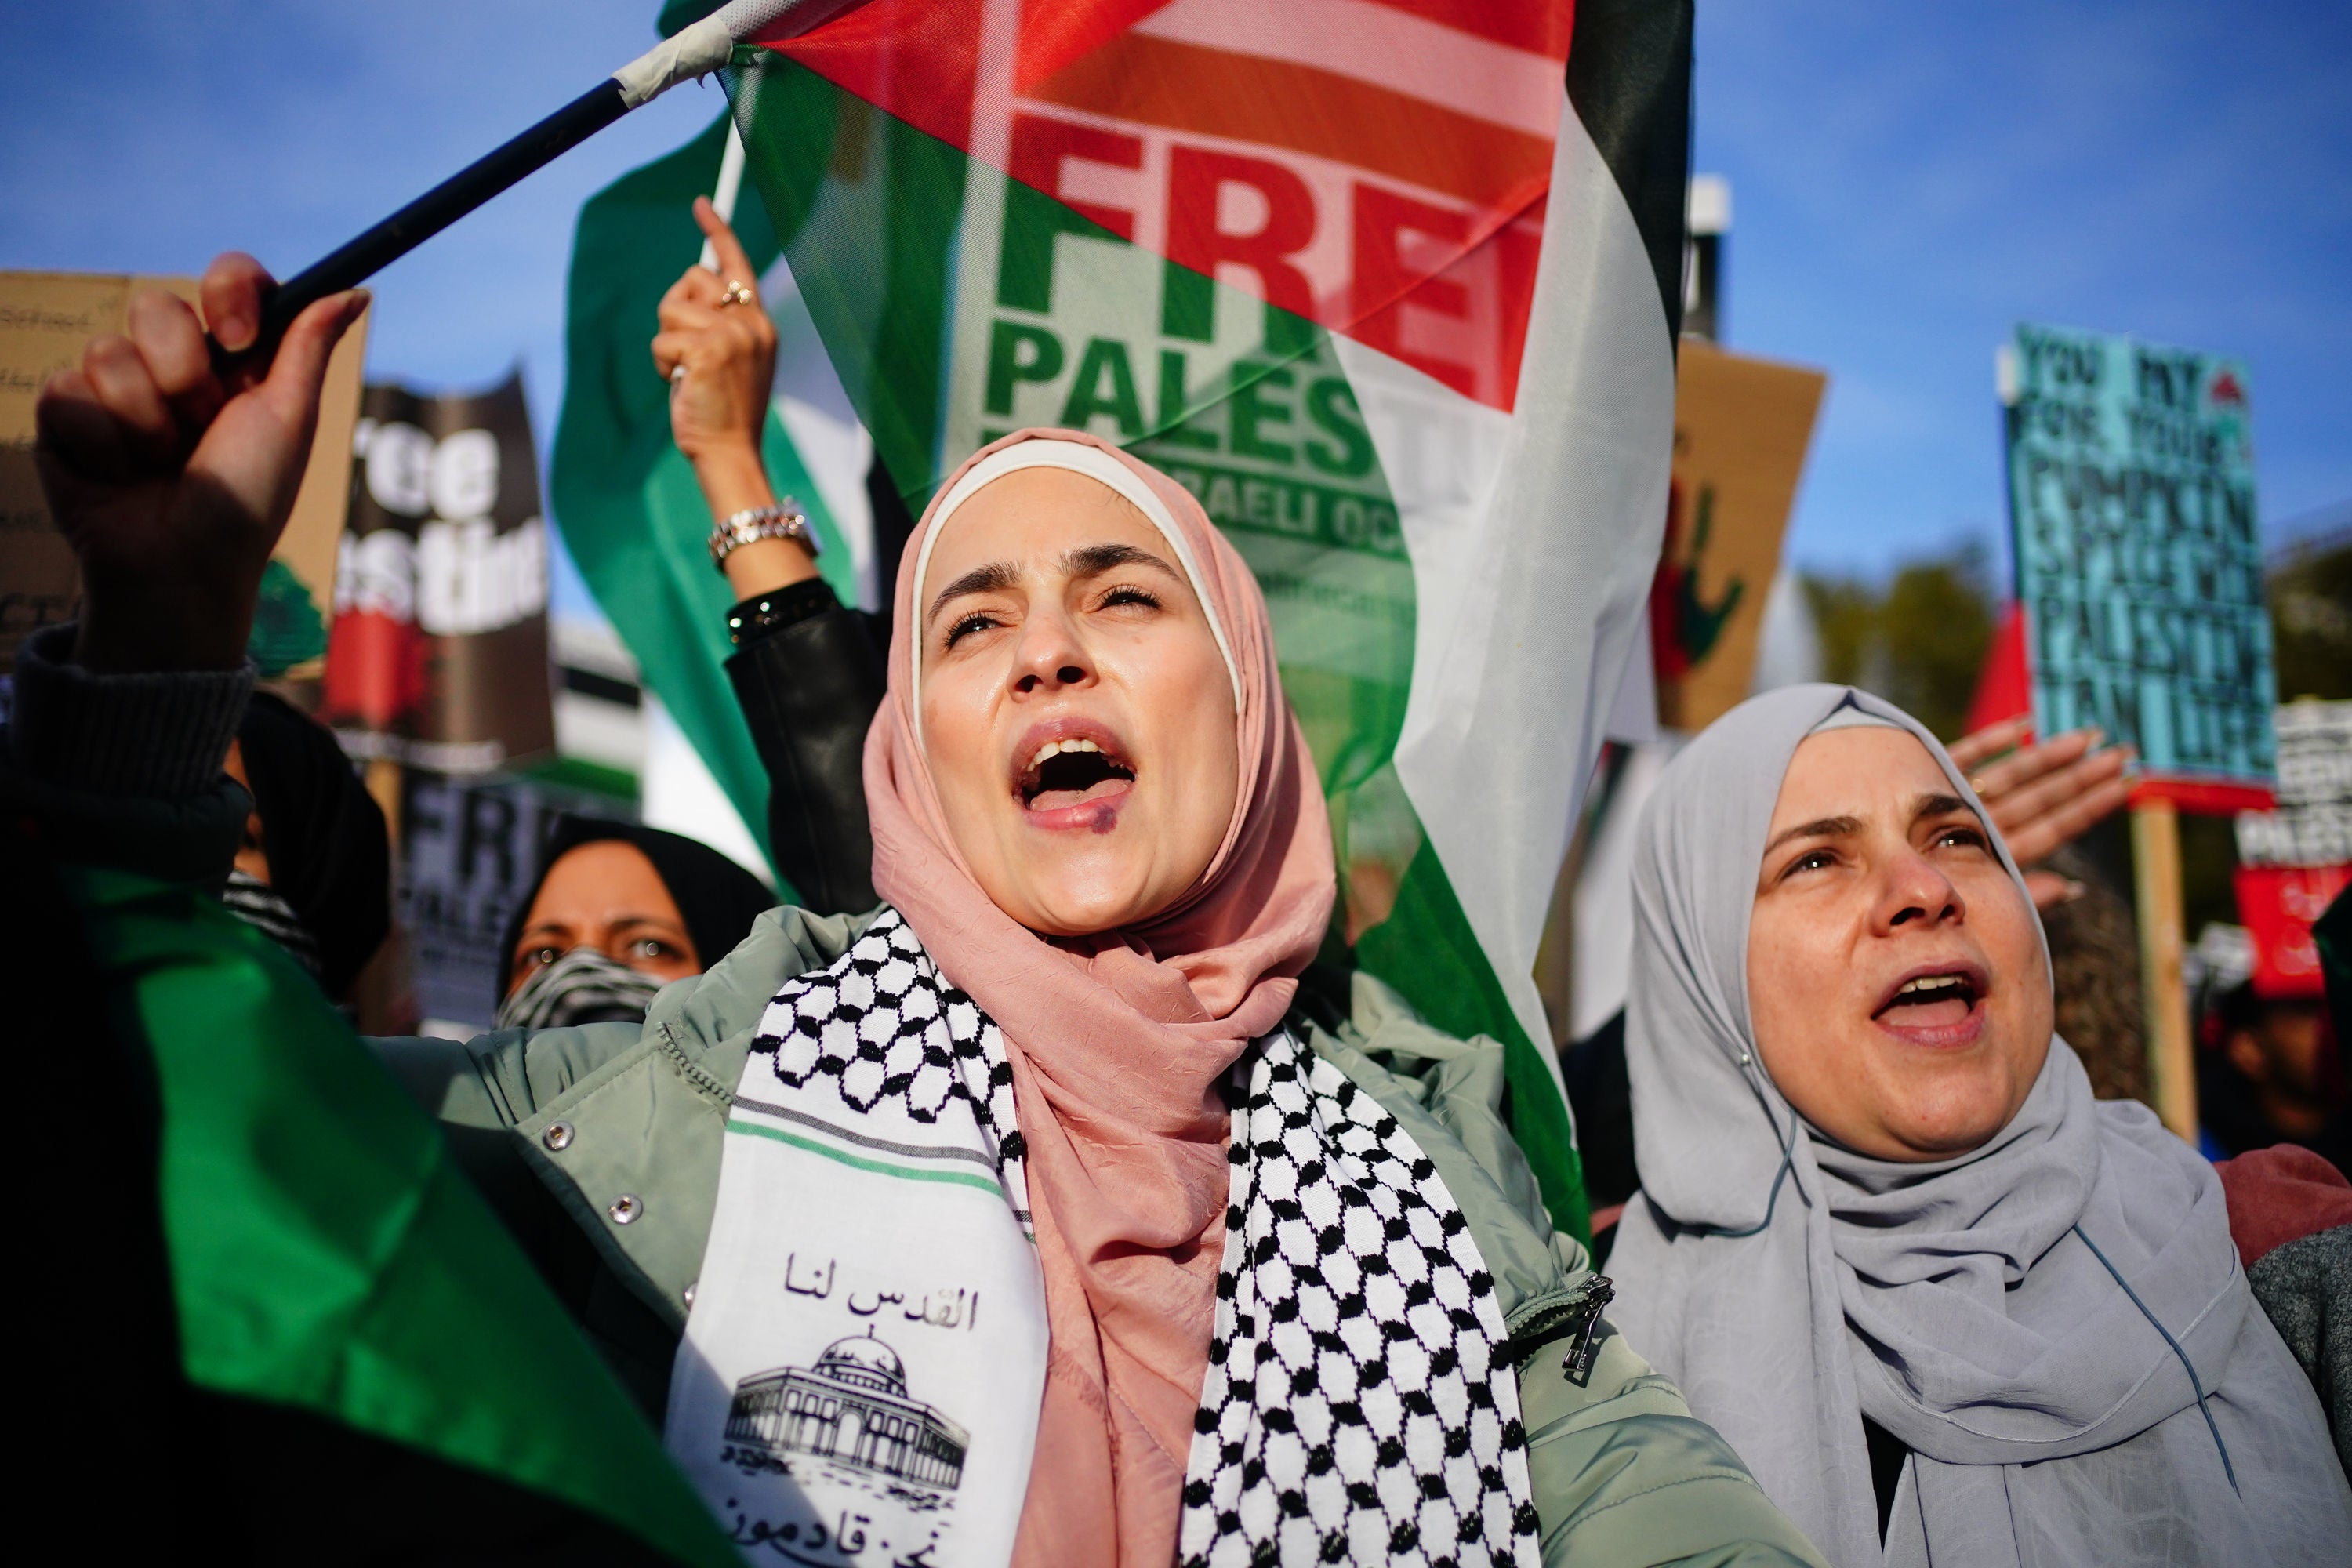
(554, 108), (871, 869)
(649, 0), (1690, 1236)
(16, 833), (736, 1563)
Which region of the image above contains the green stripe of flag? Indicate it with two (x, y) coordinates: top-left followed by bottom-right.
(1357, 843), (1590, 1238)
(71, 862), (739, 1566)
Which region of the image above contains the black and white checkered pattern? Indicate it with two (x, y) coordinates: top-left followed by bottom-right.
(749, 908), (1029, 1208)
(748, 910), (1537, 1564)
(222, 868), (321, 978)
(1180, 1030), (1541, 1568)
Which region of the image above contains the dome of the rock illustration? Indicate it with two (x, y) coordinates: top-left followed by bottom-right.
(815, 1333), (907, 1395)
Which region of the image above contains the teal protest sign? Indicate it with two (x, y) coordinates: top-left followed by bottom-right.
(2003, 324), (2277, 807)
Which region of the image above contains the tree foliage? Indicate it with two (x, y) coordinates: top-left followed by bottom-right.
(1801, 544), (1997, 742)
(2269, 532), (2350, 702)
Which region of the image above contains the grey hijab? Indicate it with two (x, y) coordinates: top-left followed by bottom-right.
(1609, 684), (2350, 1568)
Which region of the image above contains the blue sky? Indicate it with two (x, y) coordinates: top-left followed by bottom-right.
(5, 1), (2345, 618)
(0, 2), (719, 619)
(1694, 1), (2351, 574)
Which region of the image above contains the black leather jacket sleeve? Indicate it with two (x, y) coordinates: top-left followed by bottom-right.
(724, 581), (886, 916)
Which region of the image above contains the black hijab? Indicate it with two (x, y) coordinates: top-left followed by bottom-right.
(234, 690), (391, 999)
(495, 816), (777, 1004)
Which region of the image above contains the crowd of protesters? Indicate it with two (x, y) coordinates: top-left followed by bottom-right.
(10, 210), (2347, 1566)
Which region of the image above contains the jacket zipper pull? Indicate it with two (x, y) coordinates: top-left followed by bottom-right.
(1559, 1274), (1615, 1388)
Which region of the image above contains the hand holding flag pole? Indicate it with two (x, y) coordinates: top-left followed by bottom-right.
(698, 93), (757, 274)
(209, 0), (862, 379)
(674, 71), (760, 384)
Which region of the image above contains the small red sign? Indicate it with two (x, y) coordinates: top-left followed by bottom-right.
(2235, 863), (2350, 998)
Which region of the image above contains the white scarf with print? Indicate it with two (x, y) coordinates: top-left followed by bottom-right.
(669, 910), (1540, 1568)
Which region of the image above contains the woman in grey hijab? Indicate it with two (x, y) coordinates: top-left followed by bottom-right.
(1610, 684), (2350, 1567)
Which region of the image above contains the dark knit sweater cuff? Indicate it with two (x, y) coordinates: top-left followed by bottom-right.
(9, 624), (252, 799)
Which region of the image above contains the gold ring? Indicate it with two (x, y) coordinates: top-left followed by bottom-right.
(717, 280), (755, 309)
(1968, 775), (1988, 797)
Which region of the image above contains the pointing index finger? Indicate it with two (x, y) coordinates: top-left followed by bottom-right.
(693, 196), (760, 289)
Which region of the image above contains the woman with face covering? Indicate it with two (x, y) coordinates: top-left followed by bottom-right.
(1609, 684), (2352, 1567)
(494, 816), (778, 1030)
(13, 248), (1823, 1568)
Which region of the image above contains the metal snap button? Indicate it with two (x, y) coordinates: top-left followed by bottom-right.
(542, 1120), (575, 1151)
(683, 1283), (697, 1308)
(608, 1193), (644, 1225)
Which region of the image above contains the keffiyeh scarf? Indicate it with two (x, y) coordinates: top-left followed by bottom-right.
(668, 911), (1539, 1568)
(495, 945), (666, 1030)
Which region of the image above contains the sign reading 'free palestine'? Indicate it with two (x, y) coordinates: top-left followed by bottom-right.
(2003, 323), (2277, 804)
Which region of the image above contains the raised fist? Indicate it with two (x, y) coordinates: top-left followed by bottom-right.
(34, 252), (365, 673)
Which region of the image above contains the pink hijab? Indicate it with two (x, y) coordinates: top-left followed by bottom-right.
(862, 430), (1335, 1566)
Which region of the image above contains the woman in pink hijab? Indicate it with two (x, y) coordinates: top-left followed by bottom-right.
(864, 434), (1337, 1559)
(862, 429), (1351, 1560)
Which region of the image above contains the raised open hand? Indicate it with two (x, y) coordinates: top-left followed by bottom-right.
(34, 253), (365, 673)
(1948, 715), (2134, 909)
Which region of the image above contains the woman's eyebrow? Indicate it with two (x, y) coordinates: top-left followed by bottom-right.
(1762, 815), (1861, 858)
(609, 913), (690, 933)
(1910, 792), (1975, 823)
(1058, 541), (1178, 581)
(925, 561), (1019, 627)
(926, 543), (1181, 627)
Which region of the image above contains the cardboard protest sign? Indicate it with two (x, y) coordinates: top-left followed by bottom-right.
(324, 371), (555, 774)
(0, 270), (366, 673)
(1650, 338), (1825, 731)
(2233, 700), (2350, 996)
(2003, 324), (2276, 810)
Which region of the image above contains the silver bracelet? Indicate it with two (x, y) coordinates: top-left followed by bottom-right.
(708, 501), (819, 572)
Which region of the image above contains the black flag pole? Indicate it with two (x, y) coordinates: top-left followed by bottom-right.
(211, 0), (865, 376)
(214, 80), (635, 377)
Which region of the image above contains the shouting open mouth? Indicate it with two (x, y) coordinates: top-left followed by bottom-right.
(1013, 720), (1137, 830)
(1870, 961), (1989, 1047)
